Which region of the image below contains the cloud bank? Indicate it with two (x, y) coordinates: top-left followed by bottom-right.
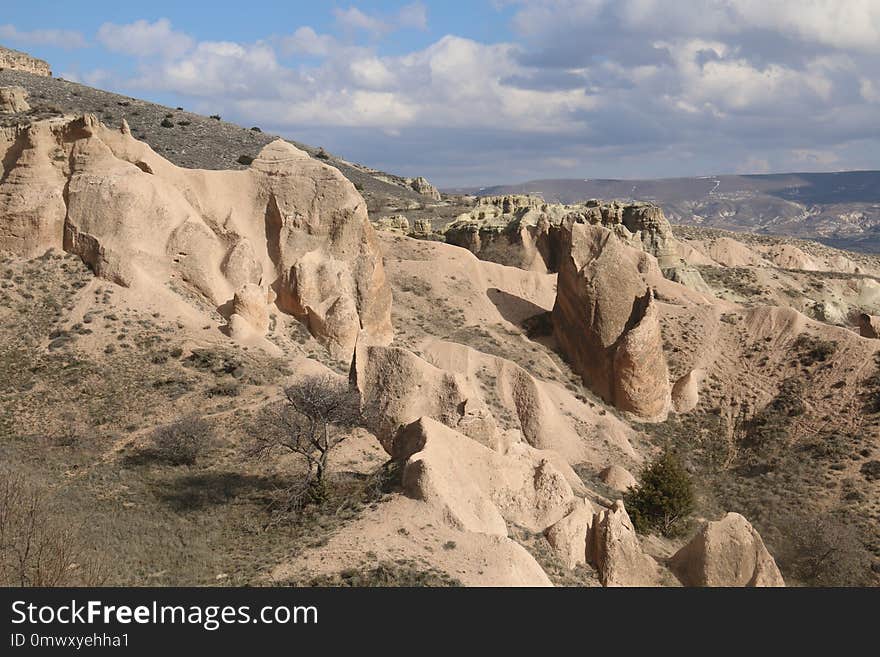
(12, 2), (880, 186)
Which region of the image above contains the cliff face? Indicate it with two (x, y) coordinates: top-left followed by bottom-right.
(443, 196), (680, 274)
(0, 114), (393, 357)
(0, 46), (51, 77)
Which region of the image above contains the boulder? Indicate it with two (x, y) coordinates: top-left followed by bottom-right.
(0, 115), (392, 356)
(599, 465), (637, 492)
(544, 498), (595, 569)
(587, 500), (662, 586)
(672, 369), (702, 413)
(0, 86), (29, 113)
(410, 218), (432, 237)
(351, 343), (496, 452)
(858, 313), (880, 339)
(661, 264), (712, 294)
(396, 417), (575, 535)
(669, 512), (785, 587)
(373, 214), (410, 234)
(230, 283), (270, 334)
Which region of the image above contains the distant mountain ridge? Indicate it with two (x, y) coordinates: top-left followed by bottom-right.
(451, 171), (880, 253)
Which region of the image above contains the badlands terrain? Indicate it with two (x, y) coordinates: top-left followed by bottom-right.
(1, 47), (878, 587)
(459, 171), (880, 254)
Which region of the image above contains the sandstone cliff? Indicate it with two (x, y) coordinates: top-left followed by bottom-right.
(0, 46), (51, 76)
(0, 114), (392, 356)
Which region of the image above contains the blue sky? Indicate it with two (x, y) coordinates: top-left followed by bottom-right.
(3, 1), (880, 187)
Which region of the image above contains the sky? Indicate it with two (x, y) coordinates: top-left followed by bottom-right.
(3, 1), (880, 187)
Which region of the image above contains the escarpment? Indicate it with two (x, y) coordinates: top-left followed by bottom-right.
(0, 114), (392, 356)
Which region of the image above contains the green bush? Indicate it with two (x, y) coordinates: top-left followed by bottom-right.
(624, 451), (695, 536)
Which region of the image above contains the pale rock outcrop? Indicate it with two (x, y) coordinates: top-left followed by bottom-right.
(407, 176), (441, 201)
(762, 244), (819, 271)
(599, 465), (637, 492)
(544, 498), (595, 569)
(351, 343), (496, 452)
(669, 513), (785, 587)
(395, 417), (575, 535)
(552, 222), (671, 420)
(0, 119), (68, 257)
(661, 264), (712, 295)
(410, 218), (432, 237)
(222, 238), (263, 289)
(587, 500), (662, 586)
(858, 313), (880, 339)
(0, 86), (29, 113)
(443, 196), (680, 274)
(672, 369), (702, 413)
(229, 283), (270, 334)
(0, 115), (392, 356)
(0, 46), (51, 76)
(373, 214), (410, 234)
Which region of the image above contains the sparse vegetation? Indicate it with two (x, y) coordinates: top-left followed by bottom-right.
(151, 416), (212, 466)
(290, 561), (460, 587)
(247, 375), (361, 508)
(0, 471), (105, 586)
(793, 334), (837, 366)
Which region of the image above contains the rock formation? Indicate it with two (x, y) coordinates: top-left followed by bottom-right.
(406, 176), (441, 201)
(586, 500), (662, 586)
(552, 223), (671, 420)
(858, 313), (880, 339)
(0, 86), (29, 113)
(0, 46), (51, 76)
(669, 513), (785, 587)
(599, 465), (637, 492)
(229, 283), (271, 334)
(351, 343), (496, 452)
(672, 369), (702, 413)
(544, 498), (595, 569)
(394, 417), (575, 535)
(443, 196), (680, 274)
(0, 114), (392, 356)
(373, 214), (410, 234)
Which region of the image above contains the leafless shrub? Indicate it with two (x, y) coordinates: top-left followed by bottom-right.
(775, 510), (872, 586)
(248, 374), (361, 509)
(152, 416), (212, 466)
(0, 471), (105, 586)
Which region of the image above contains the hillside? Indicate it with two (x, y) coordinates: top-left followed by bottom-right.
(457, 173), (880, 253)
(2, 61), (879, 588)
(0, 68), (444, 216)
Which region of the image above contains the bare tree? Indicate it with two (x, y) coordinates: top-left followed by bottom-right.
(0, 471), (105, 586)
(249, 374), (361, 508)
(776, 510), (872, 586)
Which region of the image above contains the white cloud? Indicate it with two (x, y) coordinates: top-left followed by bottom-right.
(660, 39), (834, 114)
(97, 19), (194, 58)
(281, 27), (337, 56)
(333, 3), (429, 38)
(76, 3), (880, 185)
(398, 2), (429, 30)
(133, 41), (283, 97)
(0, 24), (87, 49)
(334, 7), (391, 37)
(861, 78), (880, 104)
